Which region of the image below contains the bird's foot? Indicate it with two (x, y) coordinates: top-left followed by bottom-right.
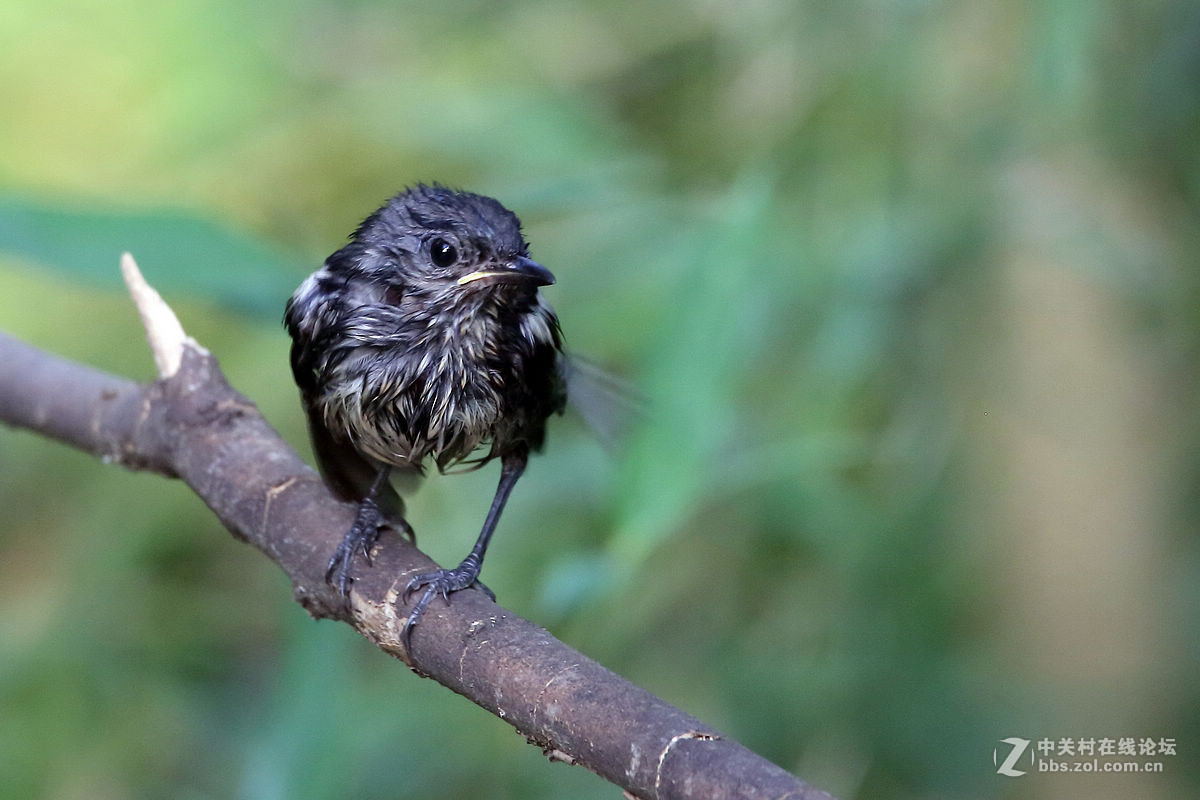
(400, 559), (494, 649)
(325, 499), (384, 597)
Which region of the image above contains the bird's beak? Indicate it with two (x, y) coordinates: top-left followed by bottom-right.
(457, 256), (556, 287)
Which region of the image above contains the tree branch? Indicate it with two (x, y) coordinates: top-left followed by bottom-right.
(0, 257), (834, 800)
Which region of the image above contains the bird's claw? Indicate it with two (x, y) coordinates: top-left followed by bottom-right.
(324, 499), (385, 598)
(399, 563), (494, 649)
(325, 541), (356, 597)
(401, 564), (490, 604)
(393, 517), (417, 545)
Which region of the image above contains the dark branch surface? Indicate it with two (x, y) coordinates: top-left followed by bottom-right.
(0, 330), (835, 800)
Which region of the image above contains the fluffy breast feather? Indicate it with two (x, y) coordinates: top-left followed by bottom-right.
(290, 279), (562, 472)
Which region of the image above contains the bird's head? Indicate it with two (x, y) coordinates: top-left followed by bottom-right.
(339, 184), (555, 303)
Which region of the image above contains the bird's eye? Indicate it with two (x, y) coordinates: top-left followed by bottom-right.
(429, 238), (458, 268)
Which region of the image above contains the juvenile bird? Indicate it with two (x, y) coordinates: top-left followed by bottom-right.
(284, 185), (565, 645)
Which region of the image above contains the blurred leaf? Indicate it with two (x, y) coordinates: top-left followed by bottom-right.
(610, 173), (779, 565)
(0, 194), (304, 316)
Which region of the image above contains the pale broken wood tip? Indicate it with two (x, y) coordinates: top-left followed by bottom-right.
(120, 252), (207, 378)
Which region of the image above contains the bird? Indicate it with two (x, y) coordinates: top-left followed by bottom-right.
(284, 184), (565, 646)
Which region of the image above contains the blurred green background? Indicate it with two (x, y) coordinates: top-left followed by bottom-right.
(1, 2), (1197, 798)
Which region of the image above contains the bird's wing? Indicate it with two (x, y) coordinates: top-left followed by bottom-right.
(559, 353), (644, 451)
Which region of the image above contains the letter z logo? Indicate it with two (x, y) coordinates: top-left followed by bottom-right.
(995, 738), (1031, 776)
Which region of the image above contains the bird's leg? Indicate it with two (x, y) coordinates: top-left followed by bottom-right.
(401, 447), (528, 647)
(325, 466), (392, 597)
